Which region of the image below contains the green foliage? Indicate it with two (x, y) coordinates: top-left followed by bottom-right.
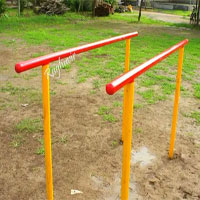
(104, 0), (117, 6)
(0, 0), (6, 16)
(64, 0), (92, 12)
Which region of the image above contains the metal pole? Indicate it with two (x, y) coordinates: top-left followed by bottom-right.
(121, 79), (134, 199)
(121, 39), (131, 142)
(42, 64), (54, 200)
(169, 47), (184, 158)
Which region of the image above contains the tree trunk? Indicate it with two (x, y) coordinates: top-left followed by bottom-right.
(138, 0), (144, 22)
(78, 0), (82, 12)
(124, 0), (127, 6)
(18, 0), (20, 16)
(92, 0), (97, 17)
(197, 0), (200, 25)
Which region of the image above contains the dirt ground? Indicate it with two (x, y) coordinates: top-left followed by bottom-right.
(137, 11), (189, 24)
(0, 25), (200, 200)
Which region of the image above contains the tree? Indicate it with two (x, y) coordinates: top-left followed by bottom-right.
(197, 0), (200, 25)
(17, 0), (26, 16)
(124, 0), (127, 6)
(78, 0), (82, 12)
(92, 0), (97, 16)
(0, 0), (6, 16)
(18, 0), (20, 16)
(138, 0), (144, 22)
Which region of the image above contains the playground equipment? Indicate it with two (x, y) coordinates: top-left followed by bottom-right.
(15, 32), (138, 200)
(106, 39), (188, 200)
(15, 32), (188, 200)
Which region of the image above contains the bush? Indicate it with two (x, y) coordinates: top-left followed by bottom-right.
(104, 0), (117, 6)
(0, 0), (6, 16)
(64, 0), (91, 12)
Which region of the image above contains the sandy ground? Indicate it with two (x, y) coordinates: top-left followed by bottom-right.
(141, 11), (189, 24)
(0, 24), (200, 200)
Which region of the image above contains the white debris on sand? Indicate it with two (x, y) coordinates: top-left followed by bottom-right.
(131, 146), (156, 167)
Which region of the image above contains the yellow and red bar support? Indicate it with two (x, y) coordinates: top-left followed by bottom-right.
(14, 32), (138, 200)
(15, 32), (138, 73)
(106, 39), (188, 200)
(15, 32), (188, 200)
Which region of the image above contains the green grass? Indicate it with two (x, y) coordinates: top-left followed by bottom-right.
(50, 90), (56, 95)
(104, 12), (198, 29)
(161, 82), (176, 95)
(56, 80), (67, 85)
(0, 82), (42, 104)
(0, 82), (27, 95)
(97, 105), (117, 122)
(10, 133), (24, 148)
(190, 111), (200, 124)
(138, 89), (166, 104)
(134, 103), (144, 109)
(0, 103), (17, 111)
(103, 114), (117, 122)
(194, 83), (200, 99)
(103, 12), (170, 25)
(0, 9), (199, 105)
(16, 118), (42, 133)
(134, 127), (143, 134)
(111, 140), (118, 148)
(0, 66), (8, 71)
(113, 101), (122, 108)
(60, 135), (68, 144)
(36, 138), (45, 155)
(22, 72), (39, 80)
(93, 79), (102, 90)
(11, 118), (42, 148)
(98, 106), (111, 115)
(153, 9), (191, 17)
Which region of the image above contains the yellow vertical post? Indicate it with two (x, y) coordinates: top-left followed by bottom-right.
(121, 38), (134, 200)
(42, 64), (54, 200)
(121, 81), (134, 200)
(121, 39), (131, 142)
(169, 47), (184, 159)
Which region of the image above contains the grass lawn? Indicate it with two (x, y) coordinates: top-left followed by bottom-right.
(153, 9), (191, 17)
(0, 9), (200, 113)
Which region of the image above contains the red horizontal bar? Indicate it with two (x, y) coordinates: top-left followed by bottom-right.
(106, 39), (188, 95)
(15, 32), (138, 73)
